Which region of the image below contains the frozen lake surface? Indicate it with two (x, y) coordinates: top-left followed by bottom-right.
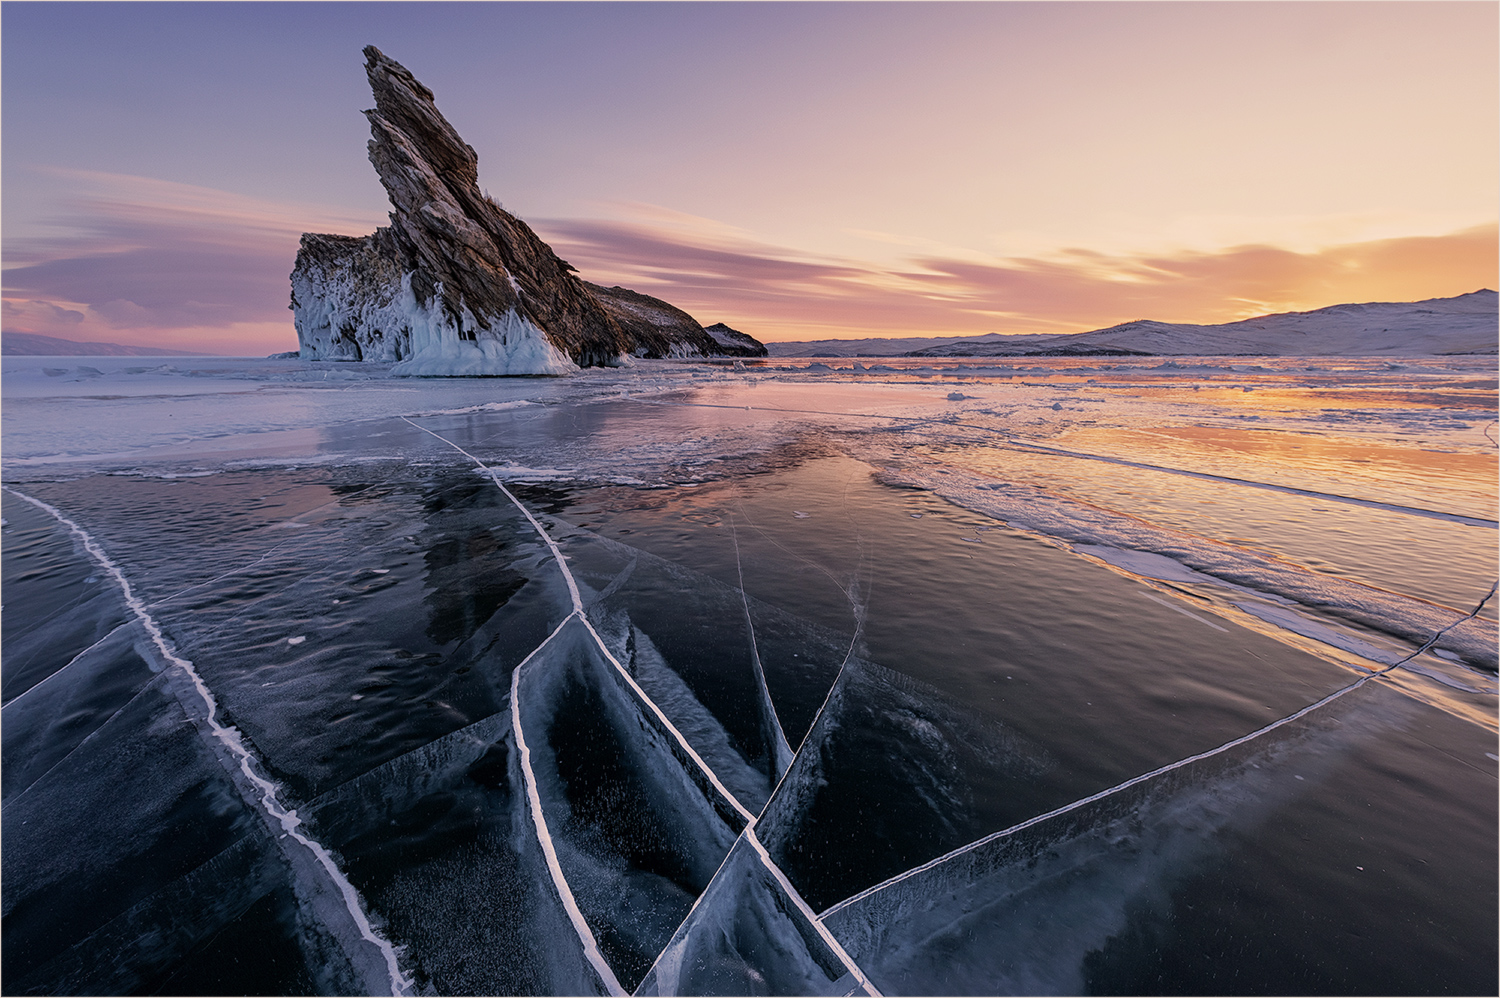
(3, 353), (1496, 995)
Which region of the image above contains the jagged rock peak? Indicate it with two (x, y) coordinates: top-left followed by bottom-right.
(363, 46), (478, 196)
(359, 46), (625, 368)
(290, 47), (765, 374)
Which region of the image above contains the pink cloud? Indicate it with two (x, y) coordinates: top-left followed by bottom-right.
(5, 169), (1492, 353)
(542, 217), (1498, 341)
(2, 171), (383, 354)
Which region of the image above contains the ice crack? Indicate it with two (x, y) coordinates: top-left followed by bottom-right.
(1, 485), (414, 997)
(821, 578), (1499, 921)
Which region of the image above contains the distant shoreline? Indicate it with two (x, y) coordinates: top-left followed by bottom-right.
(2, 332), (221, 357)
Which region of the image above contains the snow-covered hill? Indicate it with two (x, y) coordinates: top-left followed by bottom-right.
(907, 290), (1497, 357)
(764, 291), (1496, 358)
(1, 333), (216, 357)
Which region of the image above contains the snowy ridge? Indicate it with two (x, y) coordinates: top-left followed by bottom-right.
(768, 291), (1499, 359)
(907, 289), (1500, 357)
(1, 486), (414, 997)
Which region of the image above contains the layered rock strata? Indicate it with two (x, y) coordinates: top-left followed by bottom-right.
(702, 322), (769, 357)
(291, 46), (762, 373)
(584, 284), (722, 359)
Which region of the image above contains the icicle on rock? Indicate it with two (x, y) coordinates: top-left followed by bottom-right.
(290, 46), (765, 374)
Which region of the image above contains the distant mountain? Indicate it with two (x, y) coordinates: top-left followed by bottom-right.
(767, 332), (1015, 358)
(764, 291), (1497, 358)
(906, 290), (1498, 358)
(2, 333), (217, 357)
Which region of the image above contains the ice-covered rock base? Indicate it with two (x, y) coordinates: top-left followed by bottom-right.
(289, 46), (765, 374)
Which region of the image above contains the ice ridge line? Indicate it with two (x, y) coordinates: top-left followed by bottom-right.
(730, 517), (795, 779)
(1, 486), (414, 997)
(743, 824), (883, 997)
(820, 579), (1499, 922)
(401, 416), (755, 827)
(398, 416), (583, 612)
(1002, 439), (1498, 529)
(635, 399), (1494, 528)
(2, 620), (132, 711)
(509, 619), (629, 997)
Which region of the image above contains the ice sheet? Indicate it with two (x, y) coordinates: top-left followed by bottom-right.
(4, 351), (1494, 995)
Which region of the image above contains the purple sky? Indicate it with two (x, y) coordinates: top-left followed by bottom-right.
(4, 2), (1495, 353)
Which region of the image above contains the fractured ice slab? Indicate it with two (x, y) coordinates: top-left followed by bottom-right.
(1, 621), (155, 801)
(2, 672), (269, 989)
(819, 680), (1496, 995)
(815, 691), (1372, 994)
(754, 655), (1055, 913)
(636, 835), (873, 997)
(513, 616), (743, 991)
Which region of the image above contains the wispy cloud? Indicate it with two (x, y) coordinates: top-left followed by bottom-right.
(541, 215), (1498, 340)
(4, 171), (1492, 352)
(2, 170), (383, 353)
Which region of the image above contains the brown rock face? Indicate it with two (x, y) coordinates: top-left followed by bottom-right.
(585, 283), (722, 358)
(360, 45), (626, 367)
(292, 47), (765, 372)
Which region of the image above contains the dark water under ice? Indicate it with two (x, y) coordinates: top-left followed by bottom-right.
(2, 372), (1496, 996)
(3, 445), (1494, 996)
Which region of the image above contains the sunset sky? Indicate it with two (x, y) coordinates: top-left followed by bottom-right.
(3, 1), (1496, 354)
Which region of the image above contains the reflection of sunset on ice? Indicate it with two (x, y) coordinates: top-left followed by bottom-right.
(3, 2), (1497, 994)
(4, 344), (1496, 993)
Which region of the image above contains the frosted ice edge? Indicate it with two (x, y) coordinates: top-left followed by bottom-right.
(509, 617), (629, 997)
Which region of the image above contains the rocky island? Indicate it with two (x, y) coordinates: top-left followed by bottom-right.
(290, 46), (765, 374)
